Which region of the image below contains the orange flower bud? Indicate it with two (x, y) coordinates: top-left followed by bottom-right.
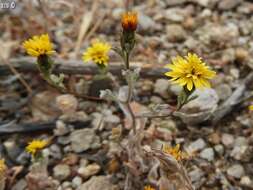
(121, 12), (138, 32)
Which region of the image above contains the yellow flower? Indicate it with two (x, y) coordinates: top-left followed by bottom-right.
(249, 105), (253, 111)
(23, 34), (55, 57)
(165, 53), (216, 91)
(82, 40), (111, 66)
(121, 11), (138, 32)
(162, 144), (189, 161)
(144, 185), (155, 190)
(26, 139), (48, 157)
(0, 159), (6, 175)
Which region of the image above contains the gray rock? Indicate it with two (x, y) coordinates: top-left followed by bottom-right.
(227, 164), (245, 179)
(166, 24), (186, 42)
(189, 167), (205, 182)
(78, 163), (101, 179)
(80, 158), (89, 167)
(200, 9), (212, 18)
(215, 84), (232, 101)
(138, 13), (156, 32)
(196, 23), (239, 45)
(49, 144), (62, 160)
(57, 136), (71, 145)
(200, 148), (214, 161)
(62, 181), (72, 189)
(230, 68), (240, 79)
(230, 146), (248, 160)
(54, 120), (70, 136)
(221, 49), (235, 64)
(70, 128), (100, 153)
(53, 164), (71, 181)
(235, 137), (248, 147)
(72, 176), (83, 188)
(188, 138), (206, 153)
(154, 79), (170, 98)
(221, 133), (234, 147)
(102, 110), (120, 124)
(150, 96), (163, 104)
(112, 8), (124, 19)
(230, 137), (248, 160)
(156, 127), (173, 141)
(240, 176), (252, 187)
(16, 151), (30, 165)
(218, 0), (242, 10)
(169, 84), (182, 96)
(165, 8), (185, 22)
(77, 176), (119, 190)
(184, 37), (199, 49)
(214, 145), (224, 156)
(238, 117), (252, 128)
(4, 140), (22, 161)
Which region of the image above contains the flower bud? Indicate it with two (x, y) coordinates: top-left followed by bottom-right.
(121, 12), (138, 32)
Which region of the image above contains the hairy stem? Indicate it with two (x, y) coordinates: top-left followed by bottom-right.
(127, 102), (136, 134)
(124, 51), (137, 134)
(125, 51), (130, 69)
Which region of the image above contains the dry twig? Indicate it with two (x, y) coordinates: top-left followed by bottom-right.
(0, 57), (167, 79)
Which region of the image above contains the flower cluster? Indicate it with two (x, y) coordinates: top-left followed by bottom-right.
(23, 34), (55, 57)
(162, 144), (189, 161)
(26, 139), (48, 158)
(165, 53), (216, 91)
(249, 105), (253, 111)
(82, 40), (111, 66)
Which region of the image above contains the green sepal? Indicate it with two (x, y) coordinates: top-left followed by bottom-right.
(121, 30), (135, 54)
(177, 86), (195, 110)
(37, 54), (65, 89)
(37, 55), (53, 77)
(96, 63), (108, 75)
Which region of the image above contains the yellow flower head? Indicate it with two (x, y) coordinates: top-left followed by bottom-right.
(165, 53), (216, 91)
(82, 40), (111, 66)
(144, 185), (155, 190)
(0, 159), (6, 175)
(249, 105), (253, 111)
(26, 139), (48, 157)
(23, 34), (55, 57)
(162, 144), (189, 161)
(121, 11), (138, 32)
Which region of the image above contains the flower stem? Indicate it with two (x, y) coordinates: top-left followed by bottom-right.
(124, 50), (136, 134)
(125, 51), (129, 69)
(127, 102), (136, 134)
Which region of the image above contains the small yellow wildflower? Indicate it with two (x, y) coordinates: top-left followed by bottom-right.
(82, 40), (111, 66)
(162, 144), (189, 161)
(26, 139), (48, 157)
(144, 185), (155, 190)
(249, 105), (253, 111)
(121, 11), (138, 32)
(23, 34), (55, 57)
(0, 159), (6, 175)
(165, 53), (216, 91)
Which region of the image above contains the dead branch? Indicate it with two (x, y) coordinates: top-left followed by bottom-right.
(0, 57), (167, 79)
(0, 119), (91, 135)
(212, 72), (253, 124)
